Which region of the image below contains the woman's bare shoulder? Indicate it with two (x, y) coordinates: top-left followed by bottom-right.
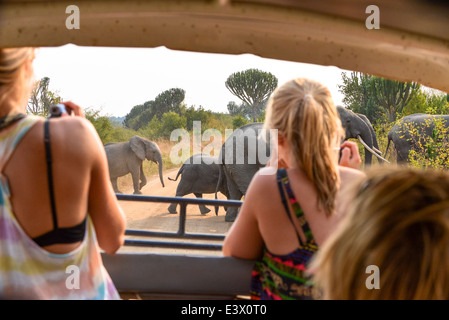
(338, 165), (366, 180)
(247, 168), (279, 196)
(49, 117), (103, 159)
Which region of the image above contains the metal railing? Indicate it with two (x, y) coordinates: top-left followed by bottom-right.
(116, 194), (242, 251)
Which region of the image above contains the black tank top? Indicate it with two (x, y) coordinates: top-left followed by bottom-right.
(32, 120), (86, 247)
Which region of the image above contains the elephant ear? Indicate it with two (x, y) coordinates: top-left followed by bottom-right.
(130, 136), (146, 161)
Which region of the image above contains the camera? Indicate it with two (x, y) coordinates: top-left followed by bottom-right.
(48, 104), (68, 118)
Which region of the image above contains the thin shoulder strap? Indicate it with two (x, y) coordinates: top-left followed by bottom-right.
(44, 120), (58, 230)
(0, 115), (37, 173)
(276, 168), (314, 244)
(276, 169), (304, 246)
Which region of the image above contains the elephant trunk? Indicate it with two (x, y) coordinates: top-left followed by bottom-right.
(157, 155), (165, 188)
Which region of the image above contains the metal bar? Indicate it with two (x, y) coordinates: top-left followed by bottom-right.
(117, 194), (242, 251)
(116, 194), (242, 207)
(178, 203), (187, 237)
(125, 229), (225, 241)
(124, 239), (222, 251)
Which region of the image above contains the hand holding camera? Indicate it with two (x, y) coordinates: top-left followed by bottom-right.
(48, 101), (85, 119)
(338, 141), (362, 169)
(48, 104), (68, 118)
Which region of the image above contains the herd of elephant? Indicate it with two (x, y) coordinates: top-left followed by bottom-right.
(104, 108), (448, 222)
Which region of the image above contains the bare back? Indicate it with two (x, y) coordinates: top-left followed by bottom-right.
(259, 166), (364, 253)
(223, 165), (365, 259)
(3, 116), (125, 254)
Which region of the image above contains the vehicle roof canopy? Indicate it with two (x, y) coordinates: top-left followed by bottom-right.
(1, 0), (449, 92)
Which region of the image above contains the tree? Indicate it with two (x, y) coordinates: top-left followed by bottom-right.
(371, 77), (420, 122)
(123, 103), (146, 129)
(227, 100), (267, 121)
(183, 105), (213, 131)
(84, 108), (114, 144)
(338, 72), (420, 123)
(152, 88), (185, 119)
(227, 101), (245, 116)
(232, 114), (249, 129)
(338, 72), (380, 123)
(159, 111), (187, 139)
(124, 88), (185, 130)
(27, 77), (61, 116)
(225, 69), (277, 122)
(402, 89), (449, 116)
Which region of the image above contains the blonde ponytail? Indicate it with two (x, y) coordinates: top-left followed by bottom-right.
(0, 47), (35, 113)
(264, 78), (343, 216)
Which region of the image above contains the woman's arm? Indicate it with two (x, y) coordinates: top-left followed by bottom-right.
(222, 172), (267, 260)
(84, 119), (126, 255)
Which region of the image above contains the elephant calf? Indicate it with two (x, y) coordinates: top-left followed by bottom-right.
(167, 154), (229, 215)
(104, 136), (164, 194)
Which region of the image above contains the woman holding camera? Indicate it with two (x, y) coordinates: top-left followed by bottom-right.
(223, 78), (364, 300)
(0, 48), (126, 299)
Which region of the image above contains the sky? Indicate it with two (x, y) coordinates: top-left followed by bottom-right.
(32, 44), (351, 118)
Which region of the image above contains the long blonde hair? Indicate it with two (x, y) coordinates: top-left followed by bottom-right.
(312, 166), (449, 300)
(0, 47), (35, 114)
(264, 78), (344, 216)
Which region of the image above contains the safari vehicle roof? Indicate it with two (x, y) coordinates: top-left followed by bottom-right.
(1, 0), (449, 94)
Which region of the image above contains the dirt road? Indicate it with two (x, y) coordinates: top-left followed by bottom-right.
(117, 167), (233, 255)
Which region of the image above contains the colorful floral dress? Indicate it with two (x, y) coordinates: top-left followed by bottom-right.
(250, 168), (320, 300)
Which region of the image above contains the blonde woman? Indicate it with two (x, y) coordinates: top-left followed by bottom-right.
(0, 48), (126, 299)
(312, 166), (449, 300)
(222, 78), (365, 300)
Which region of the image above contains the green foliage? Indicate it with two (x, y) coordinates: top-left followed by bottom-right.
(225, 69), (278, 122)
(159, 111), (187, 139)
(138, 111), (186, 140)
(227, 101), (243, 116)
(407, 117), (449, 169)
(183, 105), (212, 131)
(123, 104), (146, 129)
(85, 108), (136, 145)
(338, 72), (380, 123)
(371, 77), (420, 122)
(400, 89), (449, 117)
(391, 116), (449, 169)
(232, 114), (250, 129)
(373, 121), (396, 162)
(137, 117), (161, 140)
(84, 108), (114, 143)
(124, 88), (185, 130)
(108, 125), (136, 143)
(151, 88), (185, 119)
(338, 72), (420, 124)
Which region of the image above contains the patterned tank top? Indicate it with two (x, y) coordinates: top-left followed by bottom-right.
(0, 115), (120, 299)
(250, 168), (320, 300)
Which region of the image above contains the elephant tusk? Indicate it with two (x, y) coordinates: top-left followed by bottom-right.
(357, 135), (390, 163)
(373, 147), (382, 155)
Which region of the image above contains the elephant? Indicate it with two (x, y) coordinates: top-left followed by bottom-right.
(216, 122), (271, 222)
(167, 153), (229, 215)
(385, 113), (449, 164)
(337, 106), (389, 165)
(104, 135), (164, 194)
